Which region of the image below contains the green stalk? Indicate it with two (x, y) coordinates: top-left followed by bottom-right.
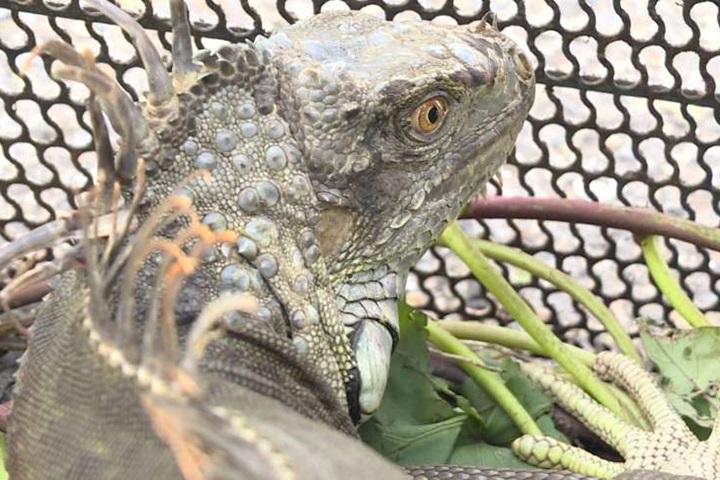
(425, 320), (543, 436)
(438, 323), (647, 428)
(0, 433), (7, 480)
(447, 238), (641, 363)
(439, 321), (595, 367)
(641, 236), (709, 328)
(440, 223), (623, 418)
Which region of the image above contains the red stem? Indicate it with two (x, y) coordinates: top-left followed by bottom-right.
(463, 197), (720, 252)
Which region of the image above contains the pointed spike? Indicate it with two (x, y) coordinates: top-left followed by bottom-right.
(141, 241), (186, 365)
(79, 189), (105, 312)
(182, 293), (259, 375)
(84, 0), (174, 107)
(88, 96), (116, 193)
(32, 42), (147, 183)
(117, 130), (139, 183)
(22, 41), (89, 76)
(468, 12), (498, 34)
(494, 171), (503, 188)
(99, 181), (125, 269)
(114, 196), (194, 339)
(54, 65), (145, 182)
(80, 48), (115, 192)
(170, 0), (198, 89)
(53, 66), (130, 136)
(103, 160), (147, 289)
(488, 12), (498, 29)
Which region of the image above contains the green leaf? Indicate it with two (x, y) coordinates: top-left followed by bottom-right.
(359, 304), (473, 464)
(366, 304), (461, 425)
(459, 358), (567, 445)
(448, 429), (534, 470)
(361, 414), (469, 465)
(360, 304), (560, 469)
(639, 322), (720, 433)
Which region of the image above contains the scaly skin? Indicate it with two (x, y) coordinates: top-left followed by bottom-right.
(6, 0), (533, 478)
(514, 352), (717, 480)
(4, 1), (712, 479)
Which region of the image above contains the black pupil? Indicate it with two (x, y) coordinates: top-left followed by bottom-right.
(427, 104), (439, 124)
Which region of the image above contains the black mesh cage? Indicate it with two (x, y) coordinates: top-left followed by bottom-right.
(1, 0), (719, 353)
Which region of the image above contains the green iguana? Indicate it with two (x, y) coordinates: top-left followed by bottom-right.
(1, 1), (716, 479)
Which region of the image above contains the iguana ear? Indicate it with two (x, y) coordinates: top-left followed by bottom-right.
(316, 206), (356, 263)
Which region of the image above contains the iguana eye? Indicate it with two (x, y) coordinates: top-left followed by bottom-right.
(411, 96), (448, 135)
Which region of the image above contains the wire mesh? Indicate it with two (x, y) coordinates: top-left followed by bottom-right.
(1, 0), (719, 352)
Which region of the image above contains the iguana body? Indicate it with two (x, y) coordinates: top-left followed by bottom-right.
(2, 1), (714, 479)
(7, 1), (533, 477)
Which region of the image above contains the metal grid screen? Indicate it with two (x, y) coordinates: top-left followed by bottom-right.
(1, 0), (719, 353)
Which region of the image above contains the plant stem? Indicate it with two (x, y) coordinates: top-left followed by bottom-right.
(439, 321), (595, 366)
(440, 223), (624, 418)
(439, 237), (641, 363)
(464, 197), (720, 253)
(641, 235), (709, 328)
(425, 320), (543, 436)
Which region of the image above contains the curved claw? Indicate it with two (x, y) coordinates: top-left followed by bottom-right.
(84, 0), (174, 107)
(87, 87), (116, 191)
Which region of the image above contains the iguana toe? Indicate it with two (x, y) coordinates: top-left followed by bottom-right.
(516, 352), (720, 479)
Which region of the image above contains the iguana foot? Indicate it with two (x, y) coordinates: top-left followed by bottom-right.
(515, 352), (718, 479)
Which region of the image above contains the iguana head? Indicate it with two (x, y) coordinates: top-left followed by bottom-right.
(262, 12), (534, 274)
(260, 13), (535, 416)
